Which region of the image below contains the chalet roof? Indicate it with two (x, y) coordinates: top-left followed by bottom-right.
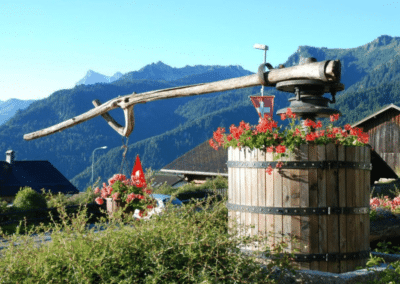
(160, 139), (228, 176)
(150, 173), (186, 188)
(352, 104), (400, 128)
(0, 161), (79, 196)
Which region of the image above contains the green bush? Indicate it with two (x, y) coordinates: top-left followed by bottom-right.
(44, 190), (72, 208)
(0, 198), (299, 283)
(0, 198), (8, 214)
(153, 175), (228, 197)
(13, 186), (47, 211)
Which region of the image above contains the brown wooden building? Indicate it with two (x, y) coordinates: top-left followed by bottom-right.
(352, 104), (400, 176)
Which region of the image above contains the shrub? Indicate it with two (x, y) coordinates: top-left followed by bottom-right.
(13, 186), (47, 210)
(0, 198), (8, 214)
(0, 198), (299, 283)
(68, 186), (97, 206)
(43, 190), (72, 208)
(202, 174), (228, 190)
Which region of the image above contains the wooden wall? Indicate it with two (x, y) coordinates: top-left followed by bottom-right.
(359, 108), (400, 173)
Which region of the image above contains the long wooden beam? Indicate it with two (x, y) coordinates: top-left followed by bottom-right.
(23, 60), (341, 141)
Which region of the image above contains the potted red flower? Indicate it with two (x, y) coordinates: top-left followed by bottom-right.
(209, 108), (370, 173)
(94, 173), (154, 217)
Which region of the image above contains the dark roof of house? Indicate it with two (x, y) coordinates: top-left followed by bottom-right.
(352, 104), (400, 128)
(0, 161), (79, 196)
(150, 173), (186, 188)
(161, 139), (228, 176)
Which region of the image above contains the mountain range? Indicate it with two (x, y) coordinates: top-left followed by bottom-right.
(0, 99), (36, 126)
(1, 35), (400, 192)
(76, 70), (124, 85)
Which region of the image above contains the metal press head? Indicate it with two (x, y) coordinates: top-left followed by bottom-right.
(275, 57), (344, 121)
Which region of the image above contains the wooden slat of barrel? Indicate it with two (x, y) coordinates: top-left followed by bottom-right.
(362, 146), (370, 267)
(338, 145), (347, 273)
(250, 149), (258, 245)
(283, 152), (292, 255)
(361, 146), (368, 268)
(290, 149), (301, 269)
(240, 148), (246, 237)
(266, 151), (275, 251)
(346, 146), (356, 272)
(257, 149), (267, 251)
(244, 148), (252, 239)
(233, 148), (241, 236)
(326, 144), (340, 273)
(274, 153), (283, 249)
(359, 146), (365, 269)
(299, 144), (310, 270)
(309, 144), (319, 271)
(364, 147), (371, 264)
(362, 146), (369, 268)
(354, 147), (361, 269)
(317, 145), (328, 272)
(228, 147), (233, 230)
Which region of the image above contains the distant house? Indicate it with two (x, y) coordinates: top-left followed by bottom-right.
(160, 139), (228, 184)
(352, 103), (400, 180)
(0, 150), (79, 202)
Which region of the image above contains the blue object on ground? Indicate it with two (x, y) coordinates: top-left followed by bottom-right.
(150, 194), (182, 207)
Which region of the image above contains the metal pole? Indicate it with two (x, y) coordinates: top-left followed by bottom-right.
(261, 48), (267, 97)
(253, 44), (269, 122)
(91, 146), (107, 190)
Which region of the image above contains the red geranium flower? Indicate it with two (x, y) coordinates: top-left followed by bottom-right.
(315, 121), (323, 129)
(266, 165), (273, 175)
(276, 145), (286, 153)
(330, 114), (340, 122)
(286, 108), (296, 118)
(306, 132), (317, 142)
(95, 197), (104, 205)
(304, 118), (316, 128)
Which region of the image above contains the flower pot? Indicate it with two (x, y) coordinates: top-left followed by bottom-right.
(227, 144), (371, 273)
(106, 198), (135, 216)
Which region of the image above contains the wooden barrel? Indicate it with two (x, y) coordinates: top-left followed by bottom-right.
(227, 144), (371, 273)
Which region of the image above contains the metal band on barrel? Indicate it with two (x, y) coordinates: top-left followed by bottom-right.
(241, 249), (371, 262)
(226, 203), (369, 215)
(227, 160), (372, 170)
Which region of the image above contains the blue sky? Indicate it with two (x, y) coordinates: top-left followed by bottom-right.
(0, 0), (398, 101)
